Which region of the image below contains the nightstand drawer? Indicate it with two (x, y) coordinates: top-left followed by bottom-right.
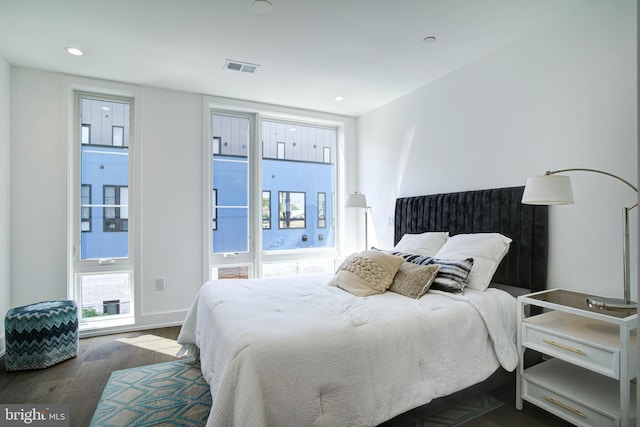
(523, 323), (618, 378)
(522, 358), (635, 427)
(523, 376), (618, 427)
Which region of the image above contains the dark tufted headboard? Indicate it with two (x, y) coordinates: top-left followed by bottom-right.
(394, 186), (548, 292)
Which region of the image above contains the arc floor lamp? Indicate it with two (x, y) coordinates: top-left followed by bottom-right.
(522, 168), (638, 309)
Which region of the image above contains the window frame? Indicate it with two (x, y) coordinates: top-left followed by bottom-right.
(203, 101), (344, 282)
(71, 90), (136, 328)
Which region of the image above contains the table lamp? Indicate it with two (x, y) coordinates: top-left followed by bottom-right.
(522, 168), (638, 309)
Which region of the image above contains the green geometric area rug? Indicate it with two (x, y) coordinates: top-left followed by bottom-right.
(91, 359), (502, 427)
(90, 359), (211, 426)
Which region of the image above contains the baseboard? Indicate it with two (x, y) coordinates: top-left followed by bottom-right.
(79, 320), (183, 339)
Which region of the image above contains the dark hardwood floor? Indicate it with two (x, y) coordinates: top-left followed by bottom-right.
(0, 326), (572, 427)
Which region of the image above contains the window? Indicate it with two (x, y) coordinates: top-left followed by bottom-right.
(73, 93), (134, 326)
(213, 265), (249, 280)
(262, 191), (271, 229)
(211, 113), (250, 255)
(318, 192), (326, 228)
(279, 191), (305, 229)
(208, 109), (338, 280)
(79, 272), (131, 318)
(82, 124), (91, 145)
(103, 185), (128, 232)
(103, 300), (120, 315)
(81, 184), (92, 232)
(262, 119), (336, 251)
(112, 126), (124, 147)
(323, 147), (331, 163)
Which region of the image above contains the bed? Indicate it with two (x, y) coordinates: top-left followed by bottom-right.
(177, 186), (548, 426)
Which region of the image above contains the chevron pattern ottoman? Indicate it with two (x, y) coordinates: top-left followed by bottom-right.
(5, 300), (79, 371)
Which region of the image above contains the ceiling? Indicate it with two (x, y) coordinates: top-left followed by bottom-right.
(0, 0), (587, 116)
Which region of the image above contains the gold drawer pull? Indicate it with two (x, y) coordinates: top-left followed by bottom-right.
(544, 396), (587, 418)
(543, 339), (586, 355)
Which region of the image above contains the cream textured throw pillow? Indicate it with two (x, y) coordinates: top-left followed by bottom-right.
(388, 262), (440, 299)
(329, 250), (405, 297)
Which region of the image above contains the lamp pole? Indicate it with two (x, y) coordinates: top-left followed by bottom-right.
(364, 207), (368, 250)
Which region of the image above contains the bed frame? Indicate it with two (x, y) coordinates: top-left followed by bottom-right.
(381, 186), (549, 426)
(394, 186), (549, 293)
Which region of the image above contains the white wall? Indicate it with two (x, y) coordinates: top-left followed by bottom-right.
(0, 55), (10, 354)
(8, 69), (232, 329)
(357, 1), (637, 301)
(637, 2), (639, 421)
(11, 69), (68, 305)
(9, 69), (356, 332)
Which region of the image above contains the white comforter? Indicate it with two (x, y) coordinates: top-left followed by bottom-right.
(177, 274), (518, 427)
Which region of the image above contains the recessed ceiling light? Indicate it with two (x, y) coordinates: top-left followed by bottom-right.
(65, 47), (84, 56)
(334, 96), (344, 102)
(423, 36), (437, 44)
(252, 0), (273, 14)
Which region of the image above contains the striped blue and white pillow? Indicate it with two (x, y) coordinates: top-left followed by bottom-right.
(374, 249), (474, 294)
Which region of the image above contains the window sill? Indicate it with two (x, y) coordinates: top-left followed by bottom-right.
(79, 316), (135, 334)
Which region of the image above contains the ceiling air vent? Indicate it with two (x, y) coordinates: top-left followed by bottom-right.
(224, 60), (260, 74)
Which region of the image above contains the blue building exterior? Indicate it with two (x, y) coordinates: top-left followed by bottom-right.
(80, 109), (336, 260)
(211, 115), (337, 255)
(261, 158), (335, 250)
(212, 156), (335, 253)
(80, 97), (130, 261)
(81, 147), (129, 259)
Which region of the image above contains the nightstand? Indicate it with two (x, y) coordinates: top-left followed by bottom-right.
(516, 289), (637, 427)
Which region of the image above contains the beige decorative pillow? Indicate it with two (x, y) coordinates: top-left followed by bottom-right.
(389, 263), (440, 299)
(329, 250), (405, 297)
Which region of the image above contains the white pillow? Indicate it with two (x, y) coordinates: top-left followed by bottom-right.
(394, 232), (449, 257)
(434, 233), (512, 291)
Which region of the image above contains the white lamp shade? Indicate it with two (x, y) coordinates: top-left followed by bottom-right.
(346, 192), (367, 208)
(522, 175), (575, 205)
